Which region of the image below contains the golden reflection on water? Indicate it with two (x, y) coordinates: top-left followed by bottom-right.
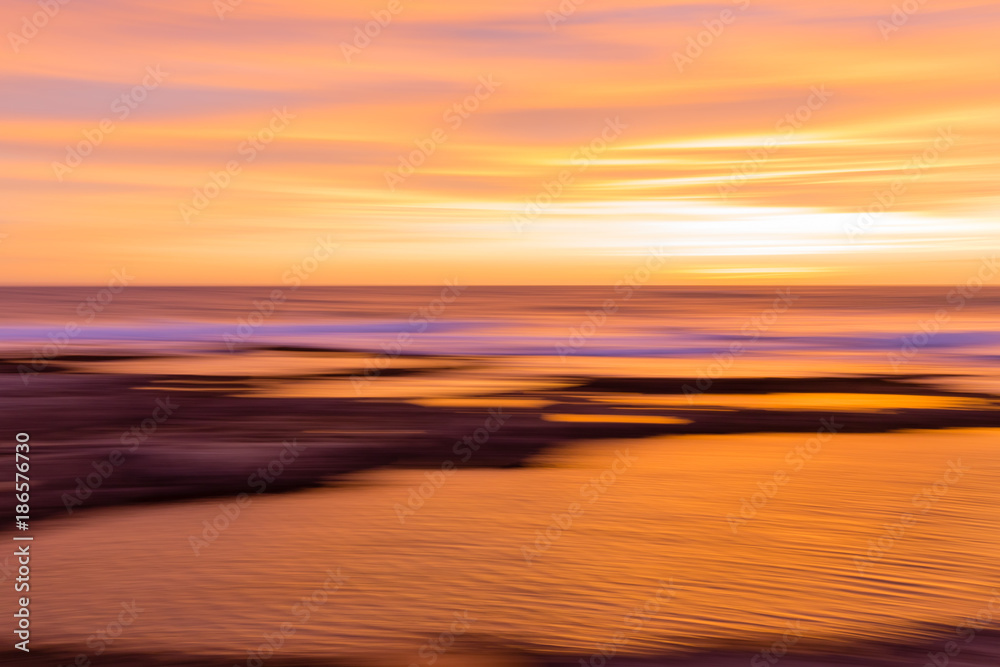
(590, 393), (997, 412)
(542, 414), (693, 425)
(21, 429), (1000, 658)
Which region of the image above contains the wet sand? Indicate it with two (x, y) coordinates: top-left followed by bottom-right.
(3, 348), (999, 524)
(4, 630), (1000, 666)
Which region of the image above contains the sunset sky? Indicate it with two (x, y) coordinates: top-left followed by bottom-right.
(1, 0), (997, 285)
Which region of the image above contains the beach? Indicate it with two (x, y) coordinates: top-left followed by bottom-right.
(1, 287), (998, 664)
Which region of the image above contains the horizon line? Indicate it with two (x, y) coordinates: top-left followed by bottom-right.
(0, 284), (989, 289)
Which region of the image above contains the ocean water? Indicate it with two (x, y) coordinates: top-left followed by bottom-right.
(1, 286), (998, 363)
(19, 429), (1000, 658)
(1, 287), (998, 663)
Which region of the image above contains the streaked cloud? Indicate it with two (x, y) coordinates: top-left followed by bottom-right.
(0, 0), (997, 284)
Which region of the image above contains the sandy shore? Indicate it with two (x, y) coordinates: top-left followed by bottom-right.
(3, 349), (998, 525)
(5, 631), (1000, 666)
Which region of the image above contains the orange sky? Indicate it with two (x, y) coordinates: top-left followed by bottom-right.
(0, 0), (997, 285)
